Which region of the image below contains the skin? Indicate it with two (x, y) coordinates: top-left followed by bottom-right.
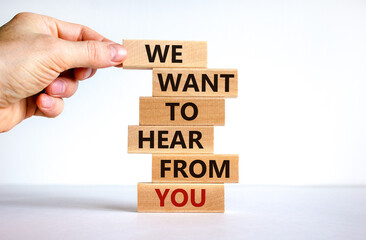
(0, 12), (127, 133)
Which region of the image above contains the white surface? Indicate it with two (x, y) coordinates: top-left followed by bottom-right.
(0, 185), (365, 240)
(1, 0), (366, 185)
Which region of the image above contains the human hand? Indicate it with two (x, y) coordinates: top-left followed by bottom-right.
(0, 12), (127, 132)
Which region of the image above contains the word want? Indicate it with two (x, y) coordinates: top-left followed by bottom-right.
(157, 73), (235, 92)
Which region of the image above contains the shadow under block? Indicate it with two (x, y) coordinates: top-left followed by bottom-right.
(122, 40), (207, 69)
(139, 97), (225, 126)
(152, 154), (239, 183)
(153, 68), (238, 98)
(128, 126), (214, 153)
(138, 183), (224, 212)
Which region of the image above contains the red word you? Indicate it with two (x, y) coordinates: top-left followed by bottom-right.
(155, 188), (206, 207)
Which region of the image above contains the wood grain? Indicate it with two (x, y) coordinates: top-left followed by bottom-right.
(152, 154), (239, 183)
(128, 126), (214, 153)
(139, 97), (225, 126)
(122, 40), (207, 69)
(152, 68), (238, 97)
(138, 183), (224, 212)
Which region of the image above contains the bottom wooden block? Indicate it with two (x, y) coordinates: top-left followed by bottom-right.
(138, 183), (225, 213)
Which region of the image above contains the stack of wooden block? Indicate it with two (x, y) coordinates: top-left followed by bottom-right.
(124, 40), (239, 212)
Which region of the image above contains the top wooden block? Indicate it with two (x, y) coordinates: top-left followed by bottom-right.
(122, 40), (207, 69)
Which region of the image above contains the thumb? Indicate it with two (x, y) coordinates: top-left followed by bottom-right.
(59, 40), (127, 69)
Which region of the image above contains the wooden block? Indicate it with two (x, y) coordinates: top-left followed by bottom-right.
(138, 183), (224, 212)
(122, 40), (207, 69)
(152, 68), (238, 97)
(152, 154), (239, 183)
(128, 126), (214, 153)
(139, 97), (225, 126)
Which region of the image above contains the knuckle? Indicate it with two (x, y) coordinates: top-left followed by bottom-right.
(85, 41), (101, 65)
(13, 12), (33, 21)
(13, 12), (28, 19)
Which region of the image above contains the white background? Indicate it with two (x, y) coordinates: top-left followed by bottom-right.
(0, 0), (365, 185)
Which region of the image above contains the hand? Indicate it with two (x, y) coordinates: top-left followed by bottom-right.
(0, 12), (127, 132)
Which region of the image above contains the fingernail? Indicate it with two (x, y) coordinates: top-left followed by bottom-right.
(41, 94), (54, 108)
(110, 44), (127, 62)
(52, 79), (66, 95)
(83, 68), (93, 79)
